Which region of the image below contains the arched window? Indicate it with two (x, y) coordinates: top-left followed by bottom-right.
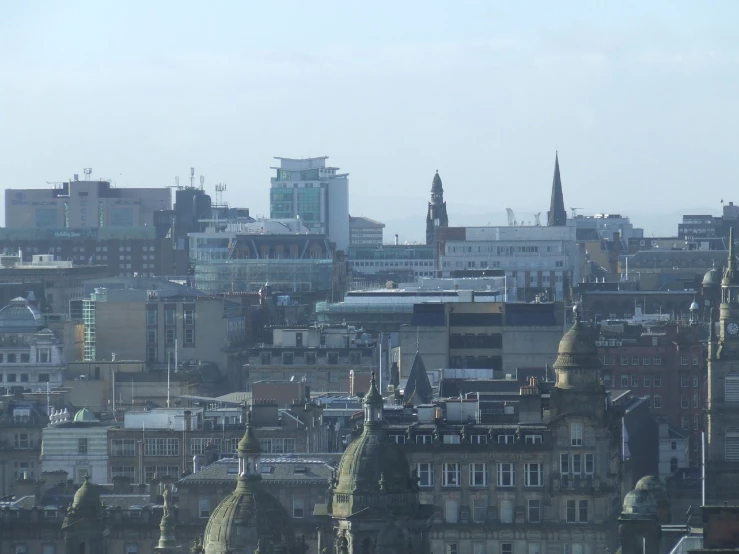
(726, 429), (739, 462)
(670, 457), (678, 473)
(726, 372), (739, 403)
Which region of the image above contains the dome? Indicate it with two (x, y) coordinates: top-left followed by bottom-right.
(202, 480), (296, 554)
(62, 475), (103, 529)
(73, 408), (98, 422)
(703, 268), (721, 287)
(0, 297), (41, 333)
(690, 301), (699, 311)
(635, 475), (666, 497)
(553, 307), (601, 389)
(621, 488), (658, 518)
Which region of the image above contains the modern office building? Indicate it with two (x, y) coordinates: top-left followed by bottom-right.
(5, 176), (171, 229)
(348, 215), (384, 247)
(269, 156), (350, 251)
(347, 244), (436, 283)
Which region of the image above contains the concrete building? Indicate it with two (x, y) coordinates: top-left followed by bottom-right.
(437, 224), (579, 301)
(269, 156), (350, 251)
(348, 215), (384, 247)
(245, 325), (376, 393)
(0, 226), (175, 278)
(347, 244), (436, 285)
(393, 301), (564, 377)
(0, 297), (65, 393)
(678, 201), (739, 240)
(5, 177), (171, 229)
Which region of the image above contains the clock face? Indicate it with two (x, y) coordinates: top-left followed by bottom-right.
(728, 322), (739, 335)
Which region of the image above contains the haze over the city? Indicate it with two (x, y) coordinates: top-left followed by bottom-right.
(2, 1), (737, 240)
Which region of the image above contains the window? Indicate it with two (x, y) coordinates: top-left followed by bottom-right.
(654, 355), (662, 365)
(727, 431), (739, 461)
(560, 453), (569, 474)
(165, 328), (175, 344)
(681, 395), (689, 409)
(417, 463), (434, 487)
(20, 353), (29, 363)
(528, 499), (541, 522)
(501, 545), (512, 554)
(443, 434), (461, 445)
(165, 309), (176, 325)
(144, 438), (179, 457)
(670, 457), (679, 473)
(620, 355), (628, 365)
(694, 415), (700, 430)
(20, 373), (28, 383)
(444, 499), (459, 523)
(681, 355), (689, 366)
(644, 375), (651, 387)
(528, 544), (541, 554)
(292, 498), (305, 518)
(654, 395), (662, 409)
(473, 543), (486, 554)
(445, 544), (459, 554)
(78, 438), (88, 454)
(497, 463), (515, 487)
(585, 453), (595, 474)
(184, 328), (194, 345)
(694, 376), (699, 388)
(693, 356), (699, 366)
(391, 434), (406, 444)
(258, 438), (296, 454)
(525, 463), (542, 487)
(472, 497), (487, 523)
(500, 500), (514, 523)
(443, 463), (460, 487)
(567, 499), (589, 522)
(726, 374), (739, 403)
(14, 433), (29, 449)
(183, 308), (194, 325)
(327, 352), (339, 365)
(497, 433), (515, 444)
(681, 375), (690, 387)
(199, 498), (211, 518)
(470, 463), (487, 487)
(470, 434), (488, 444)
(654, 375), (661, 387)
(632, 356), (639, 366)
(144, 466), (179, 481)
(571, 453), (582, 475)
(621, 375), (629, 387)
(570, 423), (583, 447)
(305, 352), (316, 365)
(145, 310), (156, 326)
(112, 438), (136, 457)
(525, 434), (543, 444)
(682, 415), (689, 429)
(416, 434), (432, 444)
(631, 376), (639, 387)
(671, 440), (677, 450)
(643, 356), (650, 366)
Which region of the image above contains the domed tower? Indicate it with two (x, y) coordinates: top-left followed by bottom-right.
(61, 475), (106, 554)
(616, 482), (661, 554)
(425, 170), (448, 246)
(550, 305), (605, 418)
(329, 373), (432, 554)
(634, 476), (669, 524)
(200, 409), (298, 554)
(706, 227), (739, 503)
(702, 265), (721, 321)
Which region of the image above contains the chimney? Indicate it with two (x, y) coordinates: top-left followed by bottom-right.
(251, 401), (279, 426)
(184, 410), (192, 431)
(14, 477), (44, 506)
(519, 377), (542, 424)
(395, 234), (399, 246)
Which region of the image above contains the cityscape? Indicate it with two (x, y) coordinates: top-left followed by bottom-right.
(2, 3), (739, 554)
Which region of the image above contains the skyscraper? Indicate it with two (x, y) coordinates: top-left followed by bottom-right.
(425, 170), (449, 245)
(547, 152), (567, 227)
(269, 157), (349, 251)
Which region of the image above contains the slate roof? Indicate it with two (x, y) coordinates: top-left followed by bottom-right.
(403, 352), (433, 406)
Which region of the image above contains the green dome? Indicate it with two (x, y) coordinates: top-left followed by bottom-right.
(202, 480), (295, 554)
(73, 408), (97, 422)
(621, 488), (658, 519)
(703, 268), (721, 287)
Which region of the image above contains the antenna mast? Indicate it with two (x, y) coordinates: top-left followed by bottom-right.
(83, 168), (92, 181)
(215, 183), (227, 206)
(190, 167), (195, 189)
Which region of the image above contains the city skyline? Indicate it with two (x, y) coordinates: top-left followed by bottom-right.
(2, 2), (738, 242)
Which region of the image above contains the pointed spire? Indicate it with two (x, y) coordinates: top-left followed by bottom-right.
(431, 170), (443, 194)
(403, 351), (433, 406)
(723, 227), (739, 287)
(547, 151), (567, 227)
(237, 406), (261, 456)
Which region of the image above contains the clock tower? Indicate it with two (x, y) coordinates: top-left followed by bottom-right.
(706, 227), (739, 503)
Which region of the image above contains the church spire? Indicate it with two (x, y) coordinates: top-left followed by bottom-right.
(547, 152), (567, 227)
(426, 170), (449, 245)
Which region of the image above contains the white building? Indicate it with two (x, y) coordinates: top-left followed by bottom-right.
(270, 157), (350, 251)
(568, 213), (644, 241)
(438, 225), (579, 300)
(41, 408), (111, 484)
(348, 216), (384, 247)
(658, 423), (690, 480)
(0, 297), (65, 391)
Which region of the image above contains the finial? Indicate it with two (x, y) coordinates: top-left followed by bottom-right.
(573, 303), (582, 323)
(371, 371), (376, 384)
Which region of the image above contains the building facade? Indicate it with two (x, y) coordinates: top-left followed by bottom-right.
(5, 177), (171, 229)
(270, 156), (350, 252)
(349, 216), (384, 247)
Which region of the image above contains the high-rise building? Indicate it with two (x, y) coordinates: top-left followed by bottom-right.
(547, 152), (567, 227)
(426, 170), (449, 245)
(5, 177), (171, 229)
(269, 157), (349, 251)
(706, 229), (739, 502)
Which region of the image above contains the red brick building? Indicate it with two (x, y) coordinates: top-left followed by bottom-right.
(597, 323), (705, 462)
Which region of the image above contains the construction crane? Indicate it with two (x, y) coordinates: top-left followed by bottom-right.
(506, 208), (518, 227)
(570, 207), (582, 218)
(534, 212), (542, 226)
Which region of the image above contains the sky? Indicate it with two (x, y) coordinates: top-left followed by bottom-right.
(1, 1), (738, 241)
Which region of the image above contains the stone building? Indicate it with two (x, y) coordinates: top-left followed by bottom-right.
(0, 397), (48, 497)
(426, 170), (449, 247)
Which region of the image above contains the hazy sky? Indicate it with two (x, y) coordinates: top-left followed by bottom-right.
(2, 1), (738, 241)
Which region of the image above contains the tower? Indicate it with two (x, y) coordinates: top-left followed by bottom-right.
(61, 475), (106, 554)
(547, 152), (567, 227)
(706, 228), (739, 503)
(425, 171), (448, 245)
(327, 373), (433, 553)
(616, 479), (662, 554)
(199, 408), (299, 554)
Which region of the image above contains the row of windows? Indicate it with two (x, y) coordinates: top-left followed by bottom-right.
(350, 260), (434, 267)
(441, 497), (589, 528)
(0, 372), (52, 383)
(601, 354), (700, 367)
(258, 351), (365, 366)
(0, 350), (53, 364)
(393, 433), (544, 445)
(146, 308), (195, 326)
(147, 329), (195, 345)
(604, 373), (701, 389)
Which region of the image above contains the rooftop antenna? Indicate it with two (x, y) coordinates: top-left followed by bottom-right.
(175, 176), (180, 189)
(200, 175), (205, 191)
(534, 212), (542, 226)
(83, 168), (92, 181)
(215, 183), (227, 206)
(190, 167), (195, 189)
